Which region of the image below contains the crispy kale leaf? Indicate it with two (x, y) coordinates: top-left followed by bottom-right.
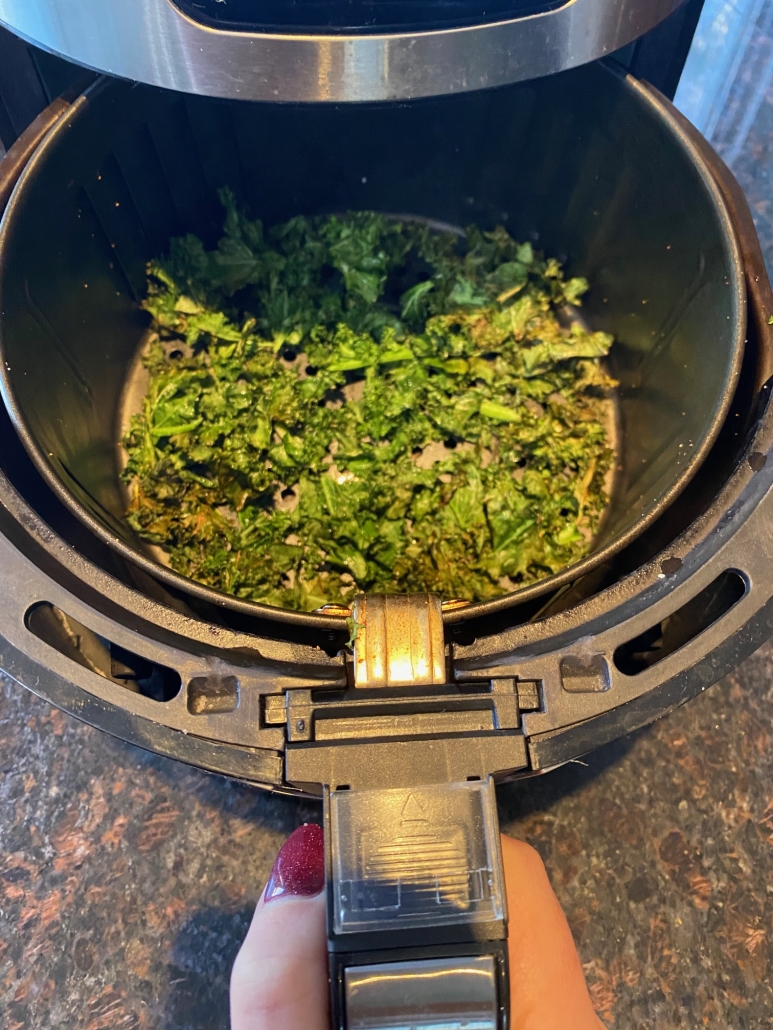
(123, 195), (615, 610)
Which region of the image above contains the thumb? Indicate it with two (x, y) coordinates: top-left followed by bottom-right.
(231, 824), (329, 1030)
(503, 834), (606, 1029)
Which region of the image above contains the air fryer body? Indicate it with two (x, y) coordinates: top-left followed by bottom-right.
(0, 59), (770, 787)
(0, 0), (687, 102)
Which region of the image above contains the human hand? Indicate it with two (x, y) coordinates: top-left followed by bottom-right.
(231, 824), (605, 1030)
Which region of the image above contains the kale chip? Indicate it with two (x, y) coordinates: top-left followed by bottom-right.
(123, 191), (615, 611)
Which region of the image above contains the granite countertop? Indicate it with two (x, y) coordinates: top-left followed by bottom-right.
(2, 638), (773, 1029)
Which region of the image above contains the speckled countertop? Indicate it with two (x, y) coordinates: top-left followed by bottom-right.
(2, 639), (773, 1029)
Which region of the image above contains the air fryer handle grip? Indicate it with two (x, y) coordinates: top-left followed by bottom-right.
(321, 596), (511, 1029)
(0, 97), (75, 214)
(641, 81), (773, 394)
(325, 778), (510, 1030)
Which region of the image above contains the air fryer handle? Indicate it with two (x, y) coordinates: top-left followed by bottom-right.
(321, 595), (511, 1030)
(641, 81), (773, 395)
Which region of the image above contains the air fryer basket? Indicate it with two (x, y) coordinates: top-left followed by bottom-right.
(0, 62), (745, 628)
(0, 66), (771, 787)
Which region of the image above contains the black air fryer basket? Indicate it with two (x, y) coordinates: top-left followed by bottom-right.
(0, 61), (772, 787)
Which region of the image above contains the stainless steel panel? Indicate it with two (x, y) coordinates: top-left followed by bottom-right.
(344, 955), (499, 1030)
(0, 0), (684, 102)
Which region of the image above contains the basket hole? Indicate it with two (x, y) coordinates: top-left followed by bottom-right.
(188, 674), (240, 714)
(613, 570), (747, 676)
(25, 602), (181, 701)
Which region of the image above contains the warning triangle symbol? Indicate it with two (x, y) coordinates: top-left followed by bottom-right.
(401, 793), (427, 822)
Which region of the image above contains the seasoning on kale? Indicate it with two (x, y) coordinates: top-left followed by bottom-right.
(122, 190), (616, 611)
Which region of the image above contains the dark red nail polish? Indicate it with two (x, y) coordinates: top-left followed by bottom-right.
(264, 823), (325, 902)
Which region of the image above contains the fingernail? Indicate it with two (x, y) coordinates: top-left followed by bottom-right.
(264, 823), (325, 902)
